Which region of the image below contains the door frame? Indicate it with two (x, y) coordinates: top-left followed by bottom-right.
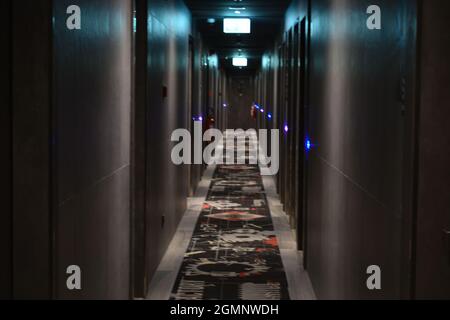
(187, 36), (195, 196)
(131, 0), (149, 299)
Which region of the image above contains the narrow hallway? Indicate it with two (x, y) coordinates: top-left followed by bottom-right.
(149, 132), (314, 300)
(2, 0), (450, 303)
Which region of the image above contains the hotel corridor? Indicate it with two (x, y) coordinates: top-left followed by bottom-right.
(2, 0), (450, 302)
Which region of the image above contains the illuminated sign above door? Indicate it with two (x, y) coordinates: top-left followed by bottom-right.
(223, 18), (251, 34)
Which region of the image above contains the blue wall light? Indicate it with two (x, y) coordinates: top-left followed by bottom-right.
(284, 124), (289, 133)
(267, 113), (273, 120)
(305, 139), (312, 151)
(260, 108), (264, 113)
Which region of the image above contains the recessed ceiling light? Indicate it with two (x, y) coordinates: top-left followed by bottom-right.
(223, 18), (251, 34)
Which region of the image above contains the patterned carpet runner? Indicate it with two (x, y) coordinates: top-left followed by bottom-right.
(171, 136), (290, 300)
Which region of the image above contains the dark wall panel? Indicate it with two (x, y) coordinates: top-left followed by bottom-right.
(0, 0), (12, 299)
(284, 0), (309, 31)
(132, 0), (148, 299)
(53, 0), (133, 299)
(190, 33), (208, 190)
(306, 0), (417, 299)
(144, 0), (192, 287)
(415, 0), (450, 299)
(12, 0), (53, 299)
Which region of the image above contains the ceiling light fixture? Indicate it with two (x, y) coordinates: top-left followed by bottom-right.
(232, 57), (248, 67)
(224, 18), (251, 34)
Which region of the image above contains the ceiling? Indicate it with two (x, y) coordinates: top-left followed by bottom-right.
(184, 0), (291, 74)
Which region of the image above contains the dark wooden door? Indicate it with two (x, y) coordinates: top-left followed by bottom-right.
(414, 0), (450, 299)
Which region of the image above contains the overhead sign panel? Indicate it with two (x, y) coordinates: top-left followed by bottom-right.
(224, 18), (251, 34)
